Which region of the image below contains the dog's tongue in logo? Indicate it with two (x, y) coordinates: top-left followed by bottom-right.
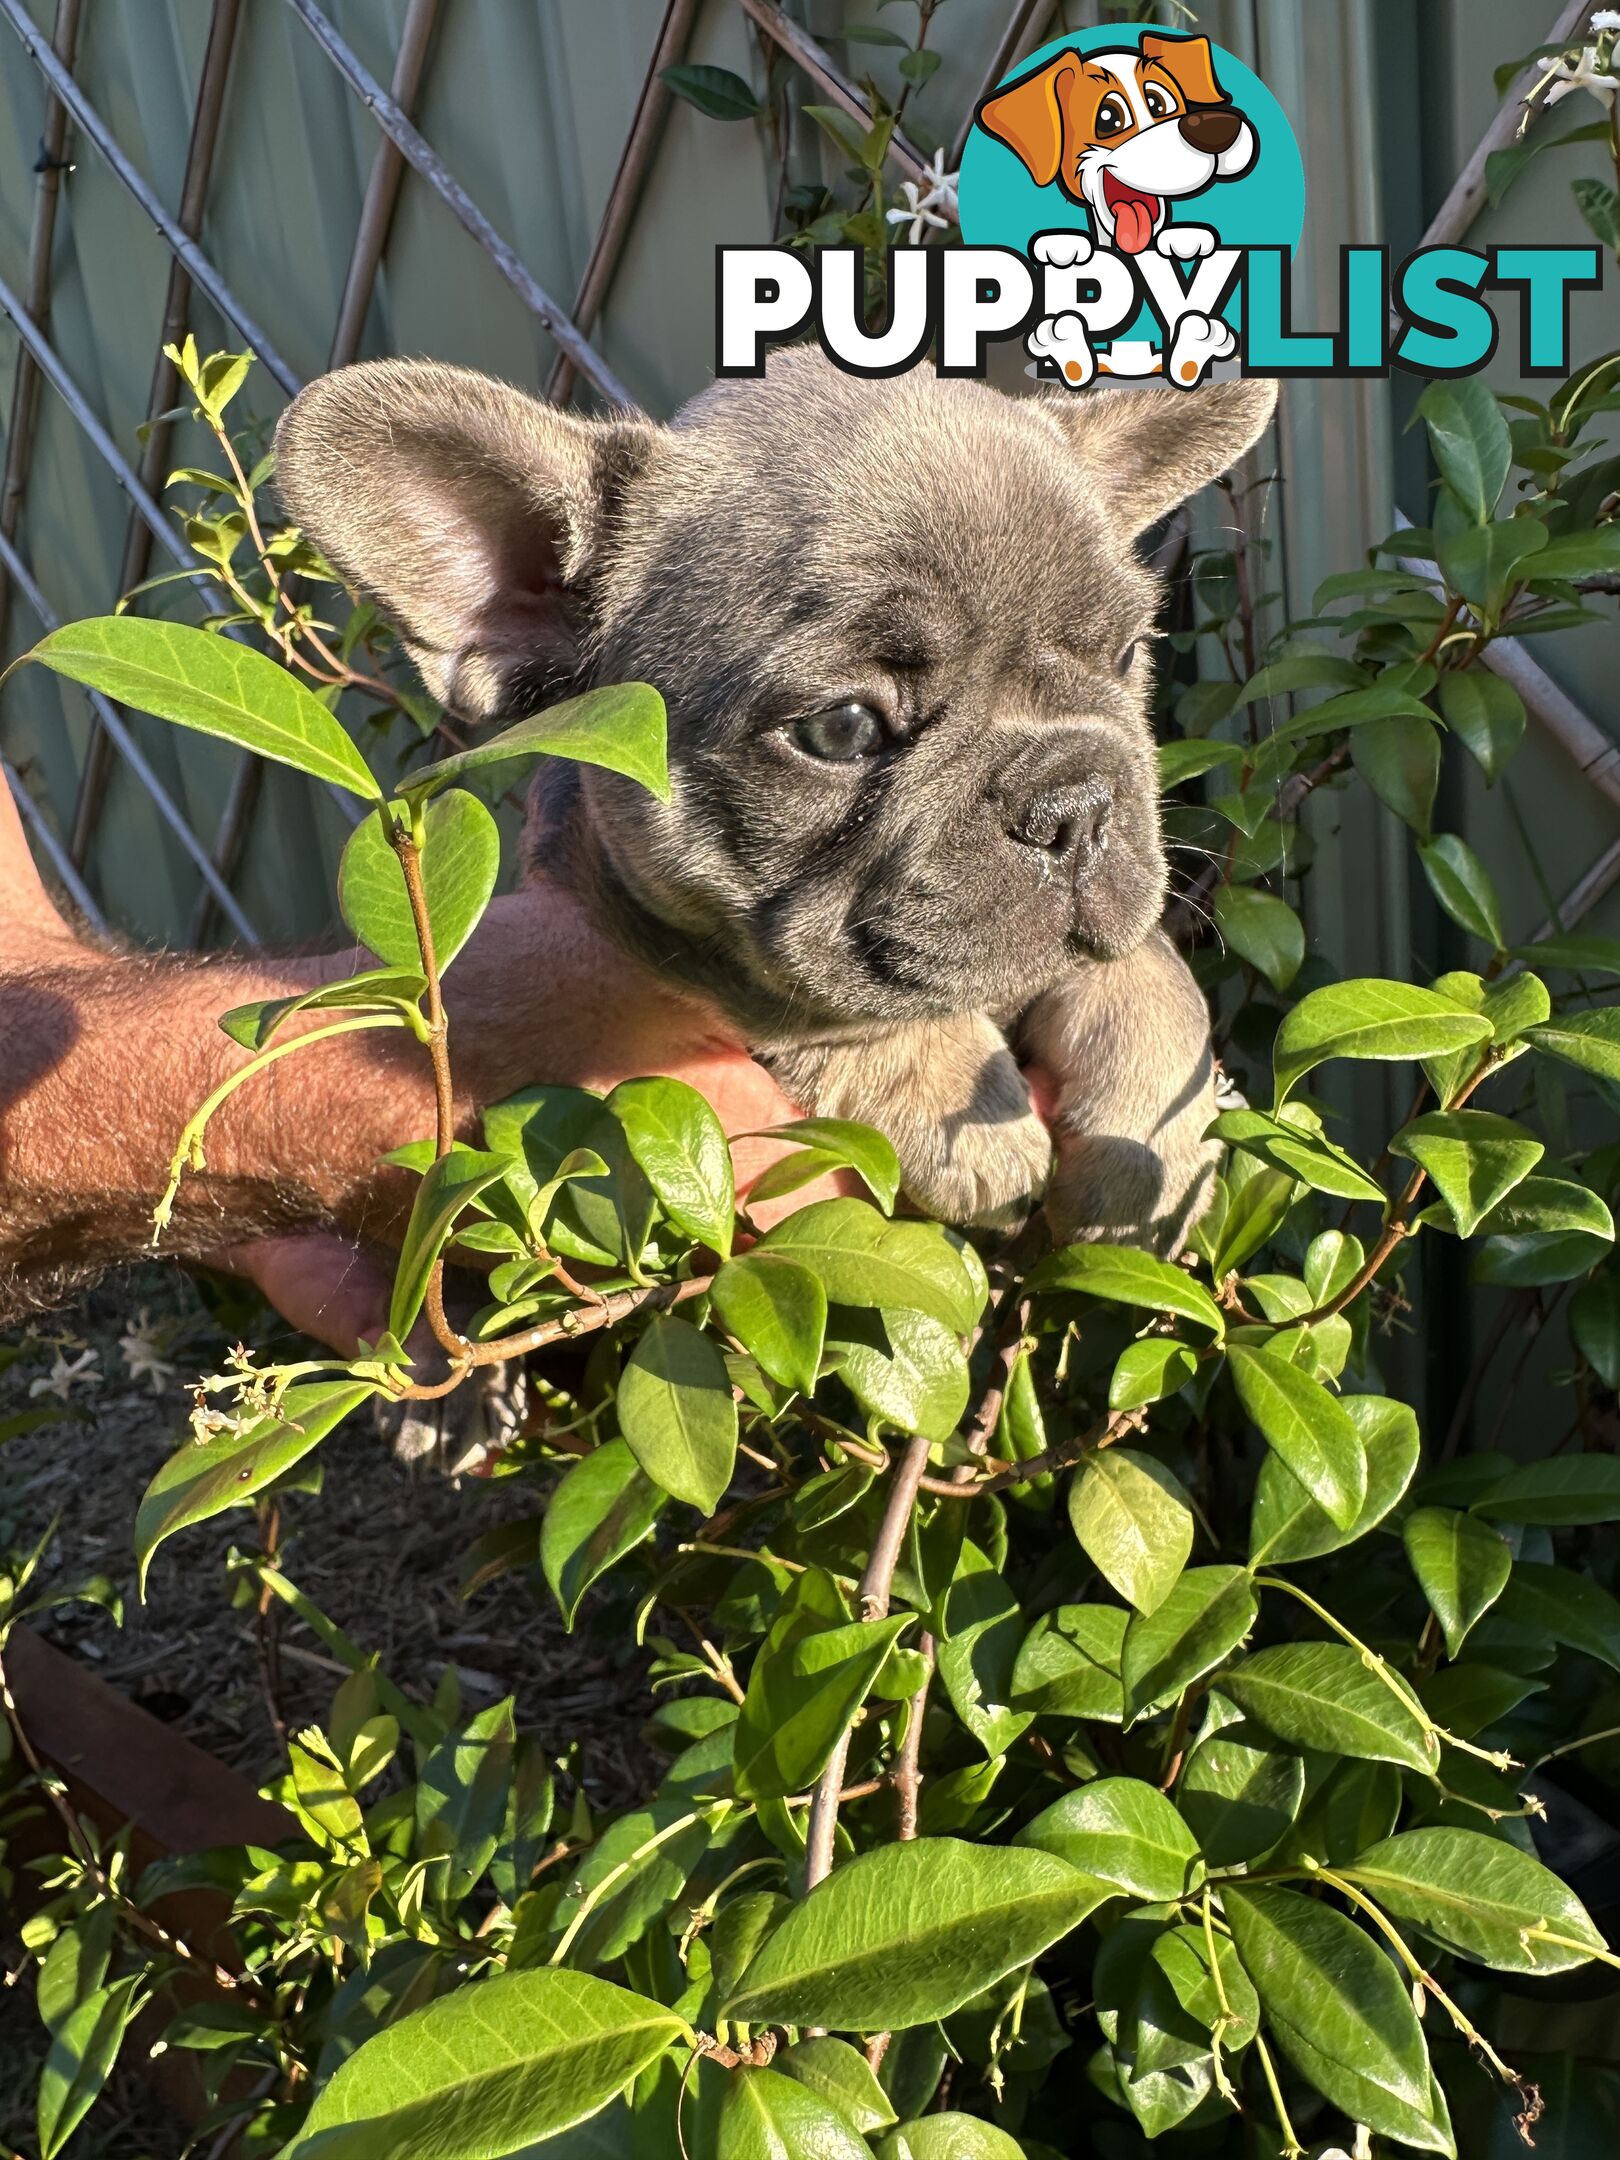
(1102, 173), (1160, 254)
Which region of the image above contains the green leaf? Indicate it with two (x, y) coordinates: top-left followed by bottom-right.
(1238, 650), (1367, 704)
(1497, 1562), (1620, 1672)
(1158, 738), (1243, 788)
(484, 1085), (654, 1270)
(734, 1613), (910, 1800)
(1514, 932), (1620, 977)
(1067, 1448), (1194, 1616)
(26, 616), (382, 799)
(541, 1438), (665, 1627)
(1221, 1886), (1454, 2155)
(778, 2036), (897, 2135)
(1228, 1344), (1366, 1529)
(135, 1380), (373, 1592)
(721, 1838), (1103, 2031)
(1222, 1642), (1438, 1774)
(877, 2118), (1026, 2160)
(661, 61), (762, 119)
(389, 1148), (511, 1341)
(219, 965), (428, 1051)
(1029, 1244), (1224, 1336)
(1419, 378), (1511, 523)
(1527, 1006), (1620, 1082)
(1391, 1109), (1542, 1236)
(36, 1975), (142, 2160)
(340, 792), (499, 972)
(746, 1117), (902, 1213)
(1209, 1107), (1387, 1206)
(1011, 1604), (1128, 1721)
(617, 1315), (738, 1512)
(1108, 1338), (1198, 1411)
(936, 1545), (1033, 1760)
(761, 1199), (983, 1334)
(35, 1910), (115, 2036)
(1119, 1564), (1257, 1719)
(1571, 1277), (1620, 1386)
(1573, 176), (1620, 255)
(1402, 1507), (1511, 1659)
(1352, 713), (1440, 836)
(401, 682), (669, 804)
(1179, 1700), (1306, 1866)
(416, 1697), (516, 1902)
(1419, 834), (1505, 949)
(826, 1306), (969, 1441)
(1270, 682), (1437, 746)
(1474, 1454), (1620, 1526)
(1272, 978), (1491, 1104)
(719, 2066), (871, 2160)
(278, 1969), (685, 2158)
(1477, 1175), (1614, 1239)
(710, 1254), (826, 1398)
(1438, 515), (1547, 611)
(1343, 1828), (1609, 1977)
(608, 1077), (735, 1259)
(1214, 885), (1305, 992)
(1528, 521), (1620, 581)
(1248, 1395), (1418, 1565)
(1017, 1777), (1203, 1902)
(1435, 670), (1524, 782)
(548, 1801), (712, 1969)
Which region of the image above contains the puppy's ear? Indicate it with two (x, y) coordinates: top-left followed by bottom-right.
(1140, 32), (1230, 108)
(977, 55), (1077, 189)
(1049, 377), (1277, 535)
(274, 359), (657, 720)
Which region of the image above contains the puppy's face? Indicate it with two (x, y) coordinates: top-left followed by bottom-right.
(276, 353), (1275, 1029)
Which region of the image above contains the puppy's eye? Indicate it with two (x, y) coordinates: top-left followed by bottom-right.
(1143, 81), (1176, 118)
(792, 702), (885, 762)
(1115, 640), (1138, 676)
(1095, 93), (1131, 137)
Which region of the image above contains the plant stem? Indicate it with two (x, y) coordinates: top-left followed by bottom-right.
(802, 1432), (934, 1889)
(1252, 2031), (1302, 2157)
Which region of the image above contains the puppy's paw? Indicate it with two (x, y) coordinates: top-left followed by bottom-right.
(1033, 228), (1093, 269)
(1157, 224), (1217, 261)
(1165, 311), (1237, 388)
(1028, 312), (1096, 389)
(904, 1103), (1055, 1230)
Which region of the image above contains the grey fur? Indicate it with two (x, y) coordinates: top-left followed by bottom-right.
(277, 349), (1276, 1247)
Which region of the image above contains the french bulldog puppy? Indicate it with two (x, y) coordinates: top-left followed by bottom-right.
(276, 349), (1275, 1252)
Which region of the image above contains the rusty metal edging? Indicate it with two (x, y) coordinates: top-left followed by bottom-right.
(327, 0), (442, 369)
(0, 0), (297, 394)
(70, 0), (246, 875)
(283, 0), (635, 410)
(546, 0), (699, 408)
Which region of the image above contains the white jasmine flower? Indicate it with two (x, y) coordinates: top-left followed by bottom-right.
(1545, 42), (1620, 105)
(28, 1348), (101, 1401)
(885, 147), (959, 244)
(118, 1309), (178, 1394)
(1591, 10), (1620, 32)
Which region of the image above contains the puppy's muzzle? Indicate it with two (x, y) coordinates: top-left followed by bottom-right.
(1006, 776), (1113, 881)
(1179, 106), (1245, 155)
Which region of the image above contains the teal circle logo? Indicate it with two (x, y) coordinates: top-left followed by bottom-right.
(959, 25), (1304, 259)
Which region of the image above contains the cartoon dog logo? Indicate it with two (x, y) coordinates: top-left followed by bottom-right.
(976, 32), (1258, 257)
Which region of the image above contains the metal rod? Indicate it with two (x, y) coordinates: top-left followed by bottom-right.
(734, 0), (933, 188)
(0, 527), (260, 944)
(1394, 515), (1620, 812)
(0, 0), (83, 643)
(1410, 0), (1590, 257)
(1533, 833), (1620, 940)
(71, 0), (244, 870)
(328, 0), (441, 369)
(949, 0), (1050, 168)
(283, 0), (634, 409)
(0, 263), (362, 842)
(0, 0), (299, 395)
(547, 0), (698, 407)
(4, 756), (106, 930)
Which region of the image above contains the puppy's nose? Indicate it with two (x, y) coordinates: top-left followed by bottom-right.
(1179, 106), (1243, 154)
(1008, 780), (1113, 877)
